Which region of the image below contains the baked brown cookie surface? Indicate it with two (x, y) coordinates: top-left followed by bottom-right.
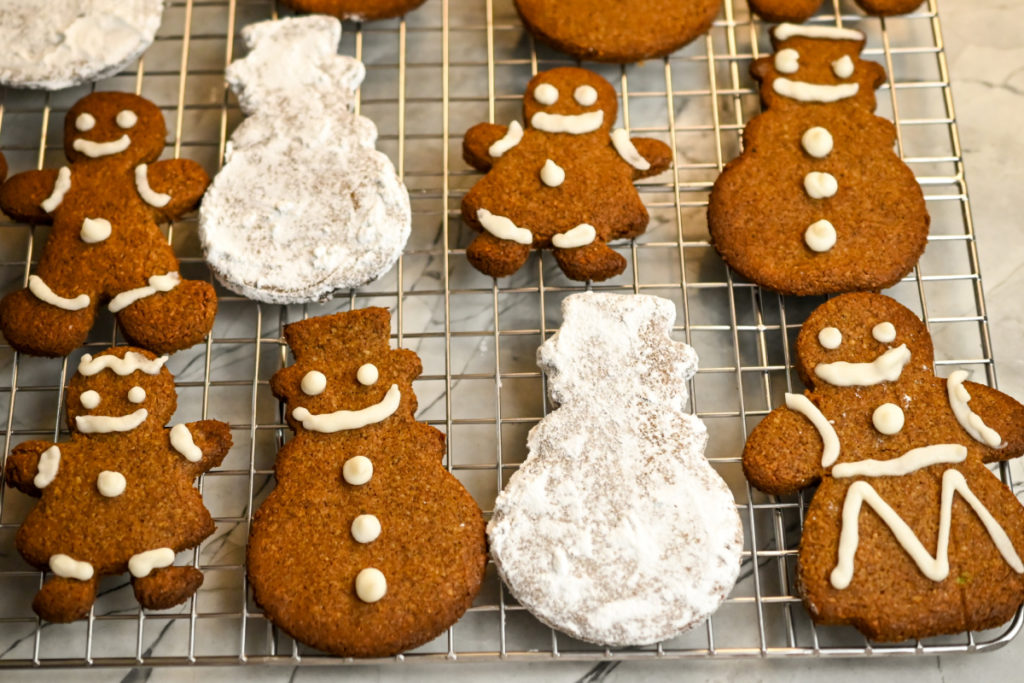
(708, 24), (928, 296)
(0, 92), (215, 357)
(748, 0), (922, 22)
(4, 347), (232, 623)
(280, 0), (427, 20)
(247, 308), (487, 657)
(514, 0), (721, 63)
(462, 67), (672, 282)
(743, 293), (1024, 641)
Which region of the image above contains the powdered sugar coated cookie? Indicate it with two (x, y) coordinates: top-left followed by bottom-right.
(0, 0), (164, 90)
(488, 292), (743, 646)
(199, 15), (410, 304)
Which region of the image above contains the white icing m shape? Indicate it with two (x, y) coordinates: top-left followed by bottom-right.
(814, 344), (911, 387)
(530, 110), (604, 135)
(79, 351), (167, 376)
(292, 384), (401, 433)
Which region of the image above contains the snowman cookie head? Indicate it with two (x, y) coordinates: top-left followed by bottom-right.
(522, 68), (617, 137)
(66, 347), (176, 435)
(64, 92), (167, 166)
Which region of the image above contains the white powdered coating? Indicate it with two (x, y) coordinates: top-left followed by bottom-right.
(199, 16), (410, 304)
(0, 0), (164, 90)
(488, 293), (743, 646)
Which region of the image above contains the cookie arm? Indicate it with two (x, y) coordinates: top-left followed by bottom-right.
(463, 123), (510, 172)
(742, 406), (826, 496)
(0, 169), (61, 223)
(628, 137), (673, 179)
(4, 440), (54, 497)
(961, 381), (1024, 463)
(138, 159), (211, 221)
(172, 420), (233, 476)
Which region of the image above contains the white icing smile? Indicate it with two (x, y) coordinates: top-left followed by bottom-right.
(531, 110), (604, 135)
(292, 384), (401, 433)
(814, 344), (911, 387)
(73, 134), (131, 158)
(76, 408), (148, 434)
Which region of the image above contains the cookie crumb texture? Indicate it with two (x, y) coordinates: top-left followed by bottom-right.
(200, 16), (410, 304)
(748, 0), (923, 23)
(708, 27), (929, 296)
(514, 0), (721, 63)
(247, 308), (487, 657)
(489, 293), (743, 646)
(743, 293), (1024, 641)
(280, 0), (427, 21)
(0, 0), (164, 90)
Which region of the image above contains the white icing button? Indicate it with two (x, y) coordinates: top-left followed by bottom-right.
(127, 386), (146, 404)
(116, 110), (138, 129)
(80, 390), (101, 409)
(832, 55), (855, 79)
(804, 219), (837, 253)
(872, 403), (905, 435)
(97, 470), (127, 497)
(818, 327), (842, 350)
(75, 113), (96, 132)
(343, 456), (373, 486)
(774, 48), (800, 74)
(804, 172), (838, 199)
(533, 83), (559, 105)
(355, 567), (387, 603)
(80, 217), (112, 244)
(301, 370), (327, 396)
(573, 84), (598, 106)
(357, 364), (379, 386)
(801, 127), (834, 158)
(872, 321), (897, 343)
(351, 514), (382, 544)
(540, 159), (566, 187)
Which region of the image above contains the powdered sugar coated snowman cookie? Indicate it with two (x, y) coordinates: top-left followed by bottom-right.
(488, 292), (743, 646)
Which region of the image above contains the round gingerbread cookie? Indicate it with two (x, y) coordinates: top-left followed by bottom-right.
(514, 0), (722, 63)
(0, 0), (164, 90)
(279, 0), (427, 21)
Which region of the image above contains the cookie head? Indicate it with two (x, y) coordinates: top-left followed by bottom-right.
(66, 347), (176, 434)
(523, 68), (616, 136)
(64, 92), (167, 165)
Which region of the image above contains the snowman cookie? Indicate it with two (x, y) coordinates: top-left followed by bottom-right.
(489, 293), (743, 646)
(748, 0), (922, 23)
(0, 0), (164, 90)
(199, 16), (410, 304)
(4, 347), (232, 622)
(462, 68), (672, 282)
(744, 293), (1024, 641)
(247, 308), (487, 657)
(0, 91), (216, 356)
(708, 24), (928, 296)
(280, 0), (427, 21)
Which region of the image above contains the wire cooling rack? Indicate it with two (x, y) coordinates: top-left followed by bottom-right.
(0, 0), (1019, 668)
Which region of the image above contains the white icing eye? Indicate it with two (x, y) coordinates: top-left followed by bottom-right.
(343, 456), (373, 486)
(127, 386), (146, 404)
(831, 55), (855, 79)
(75, 113), (96, 132)
(872, 322), (896, 344)
(573, 85), (598, 107)
(357, 363), (379, 386)
(818, 327), (842, 350)
(80, 390), (101, 409)
(116, 110), (138, 129)
(301, 370), (327, 396)
(872, 403), (905, 435)
(774, 48), (800, 74)
(533, 83), (559, 106)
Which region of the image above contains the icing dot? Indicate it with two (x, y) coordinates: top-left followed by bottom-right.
(801, 127), (834, 158)
(355, 567), (387, 603)
(872, 403), (905, 435)
(872, 322), (897, 343)
(97, 470), (127, 497)
(804, 219), (837, 253)
(343, 456), (373, 486)
(818, 327), (842, 350)
(351, 514), (382, 544)
(774, 48), (800, 74)
(540, 159), (565, 188)
(301, 370), (327, 396)
(80, 217), (112, 244)
(832, 55), (855, 79)
(75, 113), (96, 132)
(80, 390), (101, 409)
(127, 386), (146, 404)
(573, 84), (598, 106)
(357, 364), (379, 386)
(116, 110), (138, 129)
(533, 83), (559, 105)
(804, 171), (838, 199)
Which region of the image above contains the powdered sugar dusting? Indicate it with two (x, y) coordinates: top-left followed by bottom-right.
(199, 15), (410, 304)
(488, 293), (743, 646)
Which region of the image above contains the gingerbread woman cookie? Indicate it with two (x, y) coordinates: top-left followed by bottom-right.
(743, 293), (1024, 641)
(748, 0), (922, 23)
(0, 92), (215, 357)
(247, 308), (487, 657)
(4, 346), (231, 622)
(462, 67), (672, 281)
(708, 24), (928, 296)
(279, 0), (427, 21)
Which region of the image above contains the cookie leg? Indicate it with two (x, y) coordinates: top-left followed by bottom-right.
(553, 239), (627, 282)
(132, 565), (204, 610)
(466, 232), (532, 278)
(116, 279), (217, 354)
(33, 576), (99, 623)
(0, 284), (98, 357)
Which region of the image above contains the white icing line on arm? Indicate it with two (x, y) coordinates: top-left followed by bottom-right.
(476, 208), (533, 245)
(108, 272), (181, 313)
(773, 78), (859, 103)
(128, 547), (175, 578)
(832, 444), (966, 479)
(488, 120), (523, 158)
(785, 393), (839, 467)
(28, 275), (90, 311)
(33, 445), (61, 489)
(49, 554), (94, 581)
(79, 351), (167, 376)
(947, 370), (1003, 448)
(610, 128), (652, 171)
(551, 224), (596, 250)
(530, 110), (604, 135)
(40, 167), (72, 212)
(292, 384), (401, 433)
(73, 134), (131, 158)
(76, 408), (148, 434)
(135, 164), (172, 208)
(814, 344), (911, 386)
(773, 23), (864, 42)
(170, 424), (203, 462)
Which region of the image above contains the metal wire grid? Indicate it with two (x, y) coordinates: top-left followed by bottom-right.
(0, 0), (1017, 668)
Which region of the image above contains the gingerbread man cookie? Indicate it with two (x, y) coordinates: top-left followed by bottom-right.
(4, 347), (232, 622)
(748, 0), (922, 23)
(462, 67), (672, 281)
(743, 293), (1024, 641)
(247, 308), (487, 657)
(708, 24), (928, 296)
(279, 0), (427, 21)
(0, 92), (215, 357)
